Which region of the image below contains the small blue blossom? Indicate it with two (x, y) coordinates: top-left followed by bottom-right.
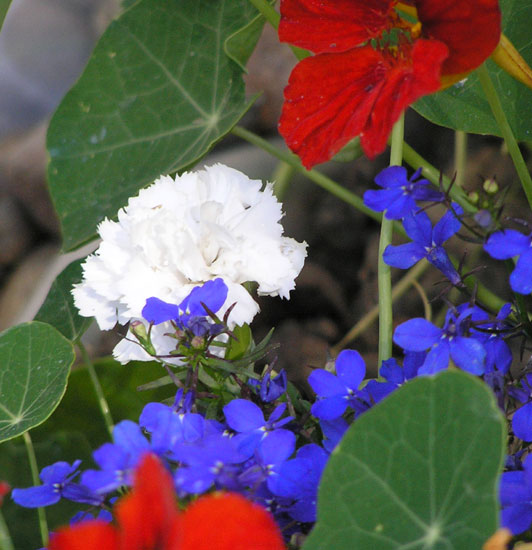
(484, 229), (532, 294)
(394, 307), (486, 376)
(223, 400), (293, 457)
(363, 166), (444, 220)
(249, 369), (288, 402)
(383, 205), (463, 285)
(269, 444), (329, 523)
(320, 418), (349, 453)
(500, 454), (532, 534)
(12, 461), (100, 508)
(142, 278), (228, 335)
(80, 421), (152, 495)
(308, 349), (367, 420)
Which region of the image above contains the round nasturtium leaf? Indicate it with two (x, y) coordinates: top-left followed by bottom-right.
(0, 321), (75, 443)
(303, 370), (506, 550)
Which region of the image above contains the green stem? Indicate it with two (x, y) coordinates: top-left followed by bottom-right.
(0, 509), (14, 550)
(454, 130), (468, 188)
(477, 63), (532, 211)
(378, 115), (404, 366)
(271, 161), (294, 200)
(23, 432), (48, 548)
(248, 0), (279, 28)
(231, 126), (405, 236)
(77, 340), (114, 437)
(332, 259), (429, 355)
(402, 141), (474, 212)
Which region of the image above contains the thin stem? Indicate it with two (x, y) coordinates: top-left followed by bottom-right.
(0, 509), (14, 550)
(271, 161), (294, 200)
(77, 340), (114, 438)
(454, 130), (468, 188)
(23, 432), (48, 548)
(231, 126), (406, 236)
(247, 0), (279, 28)
(378, 115), (404, 366)
(477, 63), (532, 210)
(402, 141), (474, 212)
(412, 279), (432, 322)
(332, 259), (429, 355)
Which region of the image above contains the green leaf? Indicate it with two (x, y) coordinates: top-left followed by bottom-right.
(34, 259), (92, 341)
(0, 322), (75, 443)
(0, 0), (12, 33)
(224, 0), (274, 71)
(414, 0), (532, 139)
(47, 0), (257, 251)
(303, 371), (505, 550)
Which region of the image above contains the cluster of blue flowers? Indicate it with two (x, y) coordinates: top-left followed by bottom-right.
(12, 166), (532, 540)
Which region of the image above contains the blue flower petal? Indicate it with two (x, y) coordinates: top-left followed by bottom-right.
(484, 230), (530, 260)
(425, 246), (461, 285)
(510, 247), (532, 294)
(384, 194), (416, 220)
(393, 318), (442, 351)
(500, 471), (529, 506)
(383, 242), (427, 269)
(335, 350), (365, 390)
(308, 369), (346, 398)
(513, 402), (532, 442)
(12, 485), (59, 508)
(112, 421), (150, 455)
(418, 342), (450, 375)
(180, 278), (228, 316)
(142, 297), (180, 325)
(311, 396), (348, 420)
(403, 210), (432, 246)
(258, 429), (296, 465)
(39, 461), (80, 484)
(223, 399), (265, 432)
(502, 503), (532, 535)
(374, 165), (408, 189)
(450, 337), (486, 375)
(432, 206), (462, 245)
(363, 188), (403, 213)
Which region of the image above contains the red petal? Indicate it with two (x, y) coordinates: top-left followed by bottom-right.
(180, 492), (285, 550)
(115, 453), (181, 550)
(48, 521), (119, 550)
(361, 39), (448, 157)
(279, 0), (394, 53)
(416, 0), (501, 74)
(279, 46), (388, 168)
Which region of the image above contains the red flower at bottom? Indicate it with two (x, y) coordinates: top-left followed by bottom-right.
(278, 0), (501, 167)
(48, 454), (284, 550)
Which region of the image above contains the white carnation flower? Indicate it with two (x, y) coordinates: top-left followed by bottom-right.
(72, 164), (307, 363)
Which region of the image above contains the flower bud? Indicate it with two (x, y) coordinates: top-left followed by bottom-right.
(483, 178), (499, 194)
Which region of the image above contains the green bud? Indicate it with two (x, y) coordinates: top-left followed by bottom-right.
(468, 191), (479, 205)
(483, 178), (499, 194)
(130, 321), (157, 356)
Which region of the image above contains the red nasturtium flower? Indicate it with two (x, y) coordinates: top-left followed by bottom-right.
(48, 454), (285, 550)
(278, 0), (501, 167)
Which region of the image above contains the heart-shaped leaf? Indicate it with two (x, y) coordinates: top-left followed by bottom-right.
(414, 0), (532, 139)
(303, 370), (505, 550)
(34, 259), (92, 341)
(0, 322), (75, 442)
(47, 0), (258, 250)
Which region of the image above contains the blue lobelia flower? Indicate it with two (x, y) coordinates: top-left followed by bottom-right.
(308, 349), (367, 420)
(12, 460), (100, 508)
(383, 205), (463, 285)
(173, 433), (247, 495)
(223, 399), (293, 458)
(269, 444), (329, 523)
(500, 454), (532, 534)
(363, 166), (444, 220)
(239, 429), (296, 491)
(142, 278), (228, 335)
(319, 418), (349, 453)
(249, 369), (288, 403)
(394, 306), (486, 376)
(484, 229), (532, 294)
(80, 421), (152, 495)
(140, 390), (204, 455)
